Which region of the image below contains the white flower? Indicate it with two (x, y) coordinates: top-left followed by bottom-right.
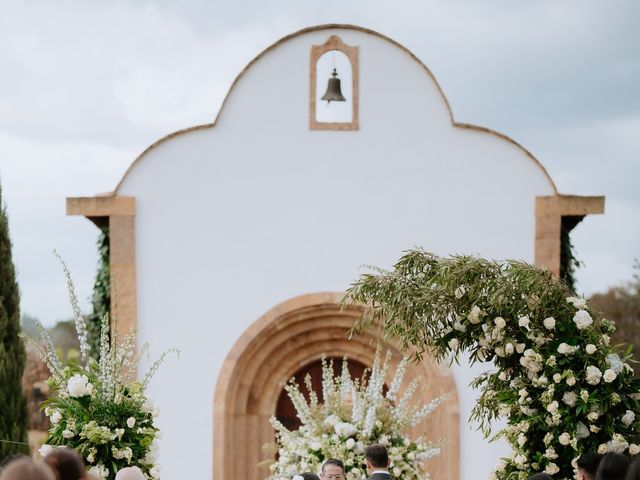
(573, 310), (593, 330)
(67, 374), (94, 398)
(518, 316), (530, 329)
(630, 444), (640, 456)
(89, 465), (109, 480)
(545, 462), (560, 475)
(517, 433), (527, 447)
(567, 297), (588, 309)
(50, 411), (62, 424)
(546, 401), (559, 414)
(467, 306), (482, 324)
(513, 454), (527, 466)
(346, 438), (356, 449)
(587, 412), (600, 422)
(448, 338), (459, 350)
(543, 317), (556, 330)
(603, 369), (617, 383)
(39, 444), (53, 457)
(576, 422), (590, 439)
(494, 317), (506, 329)
(553, 373), (562, 383)
(622, 410), (636, 426)
(454, 285), (467, 299)
(598, 444), (608, 454)
(127, 417), (136, 428)
(562, 391), (577, 406)
(607, 354), (625, 374)
(559, 432), (571, 445)
(324, 414), (340, 426)
(516, 343), (526, 354)
(566, 376), (576, 386)
(62, 429), (75, 439)
(393, 467), (402, 477)
(586, 344), (597, 354)
(150, 466), (161, 479)
(586, 366), (603, 385)
(495, 346), (505, 357)
(334, 422), (358, 438)
(504, 343), (514, 356)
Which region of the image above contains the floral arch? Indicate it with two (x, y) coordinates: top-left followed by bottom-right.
(213, 292), (459, 480)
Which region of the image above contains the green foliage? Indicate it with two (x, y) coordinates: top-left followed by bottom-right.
(559, 217), (583, 293)
(345, 249), (640, 480)
(88, 227), (110, 360)
(0, 186), (30, 460)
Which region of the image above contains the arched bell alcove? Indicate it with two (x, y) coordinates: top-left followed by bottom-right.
(213, 292), (460, 480)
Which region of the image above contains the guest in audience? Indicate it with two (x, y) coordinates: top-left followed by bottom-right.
(115, 466), (146, 480)
(293, 473), (320, 480)
(320, 459), (345, 480)
(578, 452), (603, 480)
(626, 457), (640, 480)
(596, 452), (630, 480)
(364, 444), (392, 480)
(0, 457), (55, 480)
(43, 446), (85, 480)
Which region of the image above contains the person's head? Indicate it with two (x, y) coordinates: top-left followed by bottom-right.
(0, 457), (55, 480)
(43, 447), (85, 480)
(364, 444), (389, 472)
(296, 474), (320, 480)
(596, 452), (630, 480)
(115, 466), (146, 480)
(528, 473), (553, 480)
(320, 459), (345, 480)
(626, 457), (640, 480)
(578, 452), (603, 480)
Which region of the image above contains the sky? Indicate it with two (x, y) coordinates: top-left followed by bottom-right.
(0, 0), (638, 327)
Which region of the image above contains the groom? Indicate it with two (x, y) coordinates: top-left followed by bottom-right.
(364, 444), (393, 480)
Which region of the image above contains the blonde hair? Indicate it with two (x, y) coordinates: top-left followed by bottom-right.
(0, 458), (55, 480)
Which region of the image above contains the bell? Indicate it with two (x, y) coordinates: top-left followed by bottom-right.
(321, 68), (346, 103)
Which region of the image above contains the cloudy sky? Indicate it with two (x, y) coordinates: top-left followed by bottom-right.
(1, 0), (638, 326)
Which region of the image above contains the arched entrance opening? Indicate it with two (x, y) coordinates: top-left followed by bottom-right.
(213, 292), (460, 480)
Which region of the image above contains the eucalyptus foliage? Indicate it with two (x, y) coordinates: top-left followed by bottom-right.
(345, 249), (640, 480)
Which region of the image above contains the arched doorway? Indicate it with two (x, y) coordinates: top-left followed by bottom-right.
(213, 292), (459, 480)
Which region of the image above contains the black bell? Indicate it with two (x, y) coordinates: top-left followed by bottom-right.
(321, 68), (346, 103)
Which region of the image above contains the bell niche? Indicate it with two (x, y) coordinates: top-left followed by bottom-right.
(309, 35), (359, 130)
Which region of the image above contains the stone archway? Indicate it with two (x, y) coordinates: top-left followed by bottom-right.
(213, 292), (459, 480)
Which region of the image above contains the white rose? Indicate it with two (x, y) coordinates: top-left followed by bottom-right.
(467, 305), (482, 324)
(586, 344), (597, 354)
(518, 316), (530, 329)
(559, 432), (571, 445)
(586, 366), (602, 385)
(543, 317), (556, 330)
(346, 438), (356, 449)
(50, 411), (62, 424)
(334, 422), (358, 438)
(494, 317), (506, 329)
(127, 417), (136, 428)
(546, 401), (559, 414)
(630, 444), (640, 456)
(587, 412), (599, 422)
(62, 429), (75, 439)
(562, 391), (577, 406)
(545, 462), (560, 475)
(573, 310), (593, 330)
(598, 444), (608, 454)
(67, 374), (93, 398)
(566, 376), (576, 386)
(603, 369), (617, 383)
(622, 410), (636, 426)
(553, 373), (562, 383)
(514, 454), (526, 466)
(557, 343), (568, 354)
(505, 343), (515, 355)
(39, 444), (53, 457)
(448, 338), (459, 350)
(567, 297), (588, 309)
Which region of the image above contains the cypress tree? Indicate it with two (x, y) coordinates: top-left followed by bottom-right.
(0, 185), (29, 461)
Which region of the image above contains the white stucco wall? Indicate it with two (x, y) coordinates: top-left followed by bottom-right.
(117, 27), (555, 480)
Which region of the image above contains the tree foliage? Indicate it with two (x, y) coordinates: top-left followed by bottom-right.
(0, 186), (29, 460)
(87, 227), (110, 360)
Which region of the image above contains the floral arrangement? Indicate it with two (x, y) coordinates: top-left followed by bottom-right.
(267, 350), (446, 480)
(26, 255), (177, 480)
(345, 250), (640, 480)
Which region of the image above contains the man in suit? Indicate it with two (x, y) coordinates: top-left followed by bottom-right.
(320, 458), (346, 480)
(364, 444), (392, 480)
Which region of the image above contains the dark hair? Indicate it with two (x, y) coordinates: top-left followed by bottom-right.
(596, 452), (630, 480)
(579, 452), (603, 478)
(365, 444), (389, 469)
(626, 457), (640, 480)
(43, 447), (85, 480)
(528, 474), (553, 480)
(301, 473), (320, 480)
(322, 459), (344, 472)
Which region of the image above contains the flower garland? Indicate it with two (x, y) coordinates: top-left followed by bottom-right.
(345, 250), (640, 480)
(267, 351), (446, 480)
(26, 255), (177, 480)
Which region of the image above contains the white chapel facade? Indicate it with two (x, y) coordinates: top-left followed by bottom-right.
(67, 25), (604, 480)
